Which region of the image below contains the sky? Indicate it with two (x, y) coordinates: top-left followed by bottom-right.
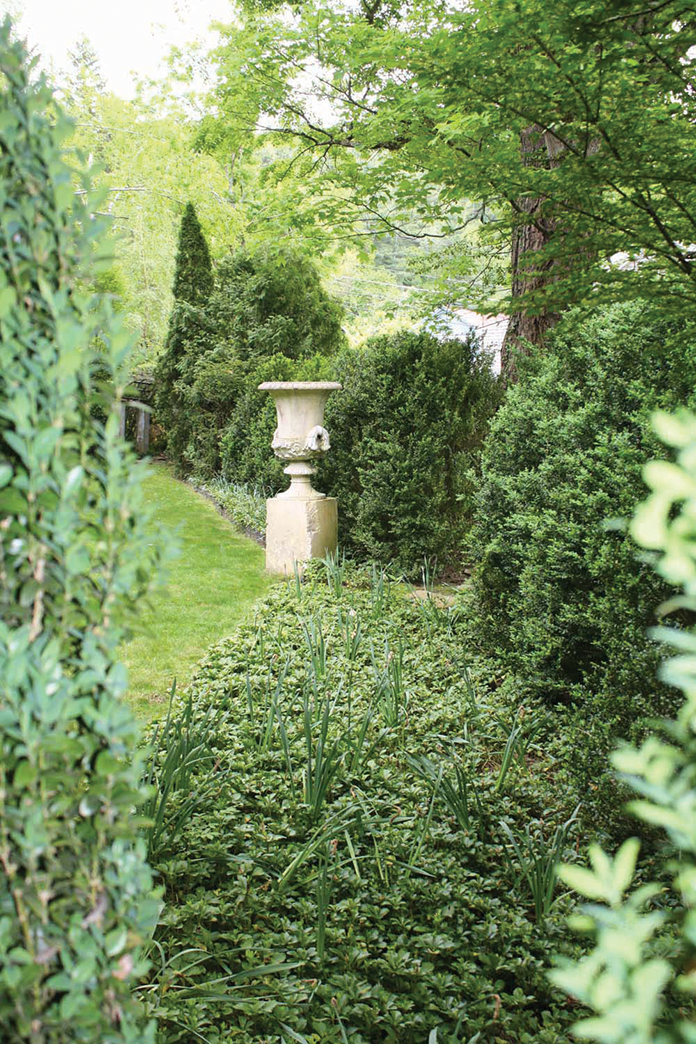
(5, 0), (234, 97)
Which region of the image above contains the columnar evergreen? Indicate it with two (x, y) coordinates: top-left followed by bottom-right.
(172, 202), (214, 306)
(154, 202), (213, 464)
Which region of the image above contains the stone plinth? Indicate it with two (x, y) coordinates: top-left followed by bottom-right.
(266, 496), (337, 575)
(259, 380), (341, 575)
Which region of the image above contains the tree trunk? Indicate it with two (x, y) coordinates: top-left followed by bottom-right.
(501, 125), (561, 384)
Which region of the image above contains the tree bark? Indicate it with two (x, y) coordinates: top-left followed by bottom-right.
(501, 125), (561, 384)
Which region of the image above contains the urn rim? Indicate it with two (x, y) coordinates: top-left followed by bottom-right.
(258, 381), (342, 391)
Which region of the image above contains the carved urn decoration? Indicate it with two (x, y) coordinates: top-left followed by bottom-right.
(259, 381), (341, 573)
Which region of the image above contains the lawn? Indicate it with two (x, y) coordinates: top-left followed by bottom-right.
(121, 463), (274, 717)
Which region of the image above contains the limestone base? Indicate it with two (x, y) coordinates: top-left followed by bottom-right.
(266, 496), (337, 575)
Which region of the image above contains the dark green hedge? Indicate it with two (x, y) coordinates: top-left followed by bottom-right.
(220, 352), (335, 494)
(210, 246), (345, 363)
(220, 327), (500, 577)
(155, 238), (500, 575)
(319, 330), (500, 577)
(158, 244), (345, 479)
(466, 302), (696, 789)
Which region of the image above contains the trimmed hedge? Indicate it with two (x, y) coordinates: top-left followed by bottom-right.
(319, 330), (500, 577)
(209, 245), (345, 363)
(466, 302), (696, 791)
(0, 27), (166, 1043)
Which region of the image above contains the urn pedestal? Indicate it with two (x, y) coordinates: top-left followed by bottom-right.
(259, 381), (341, 575)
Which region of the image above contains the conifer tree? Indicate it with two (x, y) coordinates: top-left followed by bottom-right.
(172, 202), (213, 306)
(154, 202), (213, 465)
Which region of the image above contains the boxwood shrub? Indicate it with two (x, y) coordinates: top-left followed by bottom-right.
(466, 302), (696, 799)
(318, 330), (500, 578)
(0, 27), (167, 1043)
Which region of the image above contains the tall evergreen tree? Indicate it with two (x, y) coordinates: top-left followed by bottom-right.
(172, 202), (214, 306)
(154, 202), (213, 464)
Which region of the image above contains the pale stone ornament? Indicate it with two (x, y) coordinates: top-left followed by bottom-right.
(259, 381), (341, 573)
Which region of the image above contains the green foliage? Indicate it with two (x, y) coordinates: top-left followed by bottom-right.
(220, 350), (335, 493)
(467, 303), (696, 793)
(550, 409), (696, 1041)
(500, 807), (579, 924)
(172, 203), (214, 307)
(168, 244), (345, 480)
(318, 329), (500, 577)
(154, 203), (214, 467)
(209, 0), (696, 320)
(0, 24), (167, 1042)
(61, 52), (241, 363)
(198, 477), (267, 536)
(144, 564), (583, 1043)
(211, 245), (345, 363)
(141, 685), (229, 862)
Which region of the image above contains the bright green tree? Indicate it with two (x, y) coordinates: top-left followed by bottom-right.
(60, 49), (239, 362)
(0, 22), (168, 1042)
(207, 0), (696, 378)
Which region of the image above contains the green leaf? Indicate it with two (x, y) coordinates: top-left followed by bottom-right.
(0, 285), (15, 318)
(13, 761), (37, 789)
(106, 927), (127, 957)
(95, 751), (122, 776)
(557, 864), (607, 901)
(65, 544), (90, 575)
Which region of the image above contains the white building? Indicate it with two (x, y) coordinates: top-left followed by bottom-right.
(430, 308), (509, 375)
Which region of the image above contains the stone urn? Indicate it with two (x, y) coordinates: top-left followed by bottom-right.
(259, 381), (341, 573)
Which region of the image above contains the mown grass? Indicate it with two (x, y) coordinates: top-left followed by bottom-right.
(121, 463), (274, 718)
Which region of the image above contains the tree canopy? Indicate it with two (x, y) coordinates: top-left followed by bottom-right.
(204, 0), (696, 371)
(61, 42), (240, 362)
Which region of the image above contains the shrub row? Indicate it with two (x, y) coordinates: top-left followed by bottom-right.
(466, 302), (696, 800)
(155, 242), (345, 482)
(154, 209), (500, 577)
(219, 328), (499, 576)
(550, 409), (696, 1041)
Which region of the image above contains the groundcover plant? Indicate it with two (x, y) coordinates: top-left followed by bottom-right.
(140, 560), (585, 1043)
